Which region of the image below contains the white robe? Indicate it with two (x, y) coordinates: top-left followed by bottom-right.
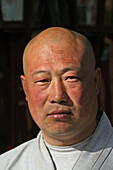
(0, 112), (113, 170)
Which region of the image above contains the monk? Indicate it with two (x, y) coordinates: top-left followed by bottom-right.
(1, 27), (113, 170)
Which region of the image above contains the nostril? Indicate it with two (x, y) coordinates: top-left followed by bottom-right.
(51, 98), (67, 104)
(51, 100), (56, 103)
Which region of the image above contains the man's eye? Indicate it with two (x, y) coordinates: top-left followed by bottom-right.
(65, 76), (80, 82)
(35, 79), (49, 84)
(39, 79), (49, 82)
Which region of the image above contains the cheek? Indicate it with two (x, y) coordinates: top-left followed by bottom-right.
(69, 87), (91, 119)
(68, 87), (83, 104)
(27, 87), (47, 109)
(27, 87), (48, 125)
(68, 85), (92, 111)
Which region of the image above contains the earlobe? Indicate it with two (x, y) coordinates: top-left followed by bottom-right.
(20, 75), (28, 101)
(94, 67), (101, 95)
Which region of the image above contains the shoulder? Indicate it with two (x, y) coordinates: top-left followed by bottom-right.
(0, 138), (36, 170)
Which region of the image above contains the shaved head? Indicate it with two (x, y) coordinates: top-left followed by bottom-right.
(23, 27), (96, 75)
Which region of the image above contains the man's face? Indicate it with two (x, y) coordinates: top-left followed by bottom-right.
(21, 38), (100, 145)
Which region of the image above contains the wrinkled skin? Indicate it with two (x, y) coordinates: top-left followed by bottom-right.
(21, 27), (101, 146)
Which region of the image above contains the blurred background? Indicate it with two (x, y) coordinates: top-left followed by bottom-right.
(0, 0), (113, 153)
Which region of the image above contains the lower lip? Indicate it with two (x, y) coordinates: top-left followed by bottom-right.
(48, 113), (71, 119)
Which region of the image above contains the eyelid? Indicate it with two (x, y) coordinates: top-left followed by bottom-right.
(63, 71), (81, 78)
(34, 78), (49, 83)
(65, 75), (79, 79)
(65, 76), (81, 81)
(33, 73), (50, 81)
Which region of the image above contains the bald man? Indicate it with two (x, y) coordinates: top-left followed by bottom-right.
(0, 27), (113, 170)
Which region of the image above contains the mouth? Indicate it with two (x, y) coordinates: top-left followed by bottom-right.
(47, 110), (72, 120)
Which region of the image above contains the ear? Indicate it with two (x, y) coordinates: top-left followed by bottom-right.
(20, 75), (28, 101)
(94, 67), (101, 95)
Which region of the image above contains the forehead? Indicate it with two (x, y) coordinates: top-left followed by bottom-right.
(26, 38), (85, 69)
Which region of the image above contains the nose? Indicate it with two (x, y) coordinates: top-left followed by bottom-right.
(48, 79), (68, 104)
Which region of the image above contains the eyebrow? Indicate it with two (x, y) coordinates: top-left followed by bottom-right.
(32, 70), (50, 77)
(32, 67), (81, 77)
(59, 67), (81, 75)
